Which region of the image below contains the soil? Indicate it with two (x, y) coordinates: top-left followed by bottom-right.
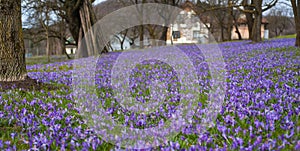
(0, 76), (66, 92)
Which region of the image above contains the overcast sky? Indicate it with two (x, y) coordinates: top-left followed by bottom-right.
(94, 0), (107, 5)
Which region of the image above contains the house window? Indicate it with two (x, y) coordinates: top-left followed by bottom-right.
(172, 31), (181, 39)
(193, 31), (201, 39)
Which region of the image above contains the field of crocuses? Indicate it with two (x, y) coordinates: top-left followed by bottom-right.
(0, 38), (299, 150)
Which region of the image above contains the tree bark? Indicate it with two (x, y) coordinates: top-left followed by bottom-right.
(242, 0), (255, 40)
(159, 27), (168, 45)
(291, 0), (300, 47)
(0, 0), (27, 81)
(46, 9), (50, 62)
(226, 0), (233, 41)
(46, 30), (50, 62)
(234, 24), (243, 40)
(147, 25), (157, 46)
(251, 14), (262, 42)
(59, 17), (71, 59)
(296, 24), (300, 47)
(251, 0), (262, 42)
(245, 12), (254, 40)
(139, 25), (144, 48)
(65, 0), (108, 57)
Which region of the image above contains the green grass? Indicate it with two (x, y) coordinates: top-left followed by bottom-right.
(26, 55), (74, 65)
(273, 34), (296, 39)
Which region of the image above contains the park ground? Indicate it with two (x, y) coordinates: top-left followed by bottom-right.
(0, 37), (299, 150)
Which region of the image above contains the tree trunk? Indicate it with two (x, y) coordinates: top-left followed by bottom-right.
(65, 0), (108, 57)
(251, 1), (263, 42)
(226, 26), (232, 41)
(120, 29), (129, 50)
(242, 0), (255, 40)
(59, 17), (70, 59)
(46, 30), (50, 62)
(159, 27), (168, 46)
(78, 0), (97, 57)
(251, 14), (262, 42)
(296, 26), (300, 47)
(234, 24), (243, 40)
(245, 12), (254, 40)
(0, 0), (27, 81)
(147, 25), (157, 46)
(39, 4), (51, 62)
(227, 1), (233, 41)
(291, 0), (300, 47)
(139, 25), (144, 48)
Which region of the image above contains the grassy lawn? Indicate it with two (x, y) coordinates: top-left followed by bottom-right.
(26, 55), (74, 65)
(273, 34), (297, 39)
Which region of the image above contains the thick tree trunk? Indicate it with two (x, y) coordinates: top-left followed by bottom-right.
(221, 26), (225, 41)
(296, 26), (300, 47)
(251, 1), (263, 42)
(291, 0), (300, 47)
(0, 0), (27, 81)
(227, 1), (233, 41)
(251, 14), (262, 42)
(295, 0), (300, 47)
(64, 0), (81, 48)
(245, 12), (254, 40)
(65, 0), (108, 57)
(242, 0), (255, 40)
(79, 0), (97, 56)
(147, 25), (157, 46)
(159, 27), (168, 46)
(226, 26), (232, 41)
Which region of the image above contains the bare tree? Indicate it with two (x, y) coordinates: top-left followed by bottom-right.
(94, 0), (142, 49)
(127, 0), (147, 48)
(38, 1), (51, 61)
(239, 0), (278, 42)
(194, 0), (234, 42)
(0, 0), (27, 81)
(23, 0), (72, 59)
(232, 8), (243, 40)
(266, 8), (294, 37)
(48, 0), (107, 57)
(114, 29), (129, 50)
(154, 0), (182, 45)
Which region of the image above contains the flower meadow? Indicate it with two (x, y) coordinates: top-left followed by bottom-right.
(0, 38), (299, 150)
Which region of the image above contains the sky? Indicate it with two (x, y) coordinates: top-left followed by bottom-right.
(94, 0), (107, 5)
(22, 0), (293, 28)
(22, 0), (107, 28)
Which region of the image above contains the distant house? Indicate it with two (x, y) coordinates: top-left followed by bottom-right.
(231, 14), (269, 40)
(166, 1), (210, 44)
(166, 1), (270, 43)
(65, 37), (77, 55)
